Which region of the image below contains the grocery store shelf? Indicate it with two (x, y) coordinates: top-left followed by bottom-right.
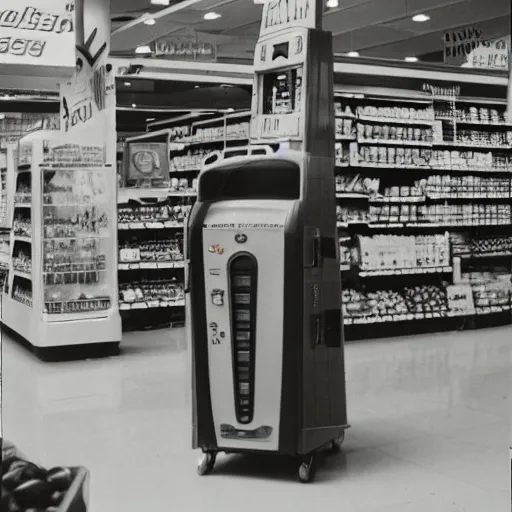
(434, 141), (512, 150)
(119, 299), (185, 310)
(352, 162), (512, 173)
(13, 235), (31, 243)
(371, 196), (425, 203)
(336, 192), (369, 199)
(344, 309), (470, 325)
(118, 221), (184, 230)
(13, 203), (31, 209)
(475, 305), (511, 315)
(457, 252), (512, 259)
(337, 221), (369, 228)
(12, 270), (31, 280)
(358, 266), (452, 277)
(118, 187), (171, 203)
(357, 139), (432, 147)
(118, 261), (185, 270)
(336, 135), (356, 141)
(357, 114), (434, 125)
(436, 118), (512, 127)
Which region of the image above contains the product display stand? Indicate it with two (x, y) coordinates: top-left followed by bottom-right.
(1, 131), (122, 360)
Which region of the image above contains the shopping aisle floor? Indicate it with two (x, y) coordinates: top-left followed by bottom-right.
(3, 326), (511, 511)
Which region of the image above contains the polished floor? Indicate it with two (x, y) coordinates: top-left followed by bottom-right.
(3, 326), (511, 511)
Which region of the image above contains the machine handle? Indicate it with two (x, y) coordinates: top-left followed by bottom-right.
(312, 232), (322, 268)
(312, 314), (322, 346)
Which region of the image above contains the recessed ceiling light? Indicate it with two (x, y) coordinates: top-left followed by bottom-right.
(144, 17), (156, 26)
(412, 13), (430, 22)
(124, 82), (131, 87)
(405, 56), (419, 62)
(151, 0), (170, 4)
(326, 0), (339, 7)
(204, 12), (221, 20)
(135, 45), (152, 54)
(347, 51), (360, 57)
(132, 103), (137, 108)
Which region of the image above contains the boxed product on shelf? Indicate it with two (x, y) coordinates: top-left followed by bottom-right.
(119, 238), (184, 265)
(357, 234), (450, 271)
(425, 175), (511, 199)
(2, 440), (89, 512)
(336, 205), (369, 225)
(335, 174), (379, 195)
(356, 104), (435, 121)
(119, 278), (185, 306)
(356, 122), (433, 143)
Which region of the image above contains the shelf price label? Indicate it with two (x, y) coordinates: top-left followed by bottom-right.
(119, 248), (141, 263)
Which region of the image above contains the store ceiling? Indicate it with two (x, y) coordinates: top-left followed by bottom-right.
(110, 0), (511, 62)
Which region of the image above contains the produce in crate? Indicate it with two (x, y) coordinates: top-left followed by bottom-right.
(403, 285), (449, 315)
(2, 455), (74, 511)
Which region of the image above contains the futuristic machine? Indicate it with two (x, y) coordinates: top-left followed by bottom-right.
(185, 0), (348, 482)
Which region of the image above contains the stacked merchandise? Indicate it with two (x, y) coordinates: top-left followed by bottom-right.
(118, 112), (251, 330)
(334, 89), (512, 337)
(117, 198), (189, 327)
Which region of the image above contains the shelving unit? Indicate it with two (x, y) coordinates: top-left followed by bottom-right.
(118, 111), (251, 330)
(334, 82), (512, 336)
(1, 132), (121, 354)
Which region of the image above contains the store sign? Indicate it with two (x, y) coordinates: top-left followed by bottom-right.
(59, 0), (116, 165)
(0, 1), (75, 76)
(153, 34), (216, 61)
(259, 0), (319, 37)
(444, 26), (509, 70)
(251, 113), (302, 140)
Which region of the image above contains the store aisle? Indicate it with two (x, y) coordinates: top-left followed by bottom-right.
(3, 326), (511, 512)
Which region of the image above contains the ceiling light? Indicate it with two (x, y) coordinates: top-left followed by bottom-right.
(144, 17), (156, 26)
(151, 0), (170, 4)
(194, 85), (200, 88)
(204, 12), (221, 20)
(124, 81), (131, 87)
(226, 108), (235, 112)
(135, 45), (152, 54)
(405, 56), (418, 62)
(347, 51), (359, 57)
(412, 13), (430, 22)
(147, 118), (156, 122)
(326, 0), (339, 7)
(132, 104), (137, 108)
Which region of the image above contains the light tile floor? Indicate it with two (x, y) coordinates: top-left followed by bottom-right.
(3, 326), (511, 511)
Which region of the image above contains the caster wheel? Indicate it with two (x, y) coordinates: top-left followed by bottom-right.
(197, 451), (216, 476)
(298, 455), (317, 483)
(330, 431), (346, 453)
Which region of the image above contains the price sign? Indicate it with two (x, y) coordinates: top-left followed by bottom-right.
(119, 248), (140, 263)
(446, 284), (475, 315)
(251, 113), (302, 140)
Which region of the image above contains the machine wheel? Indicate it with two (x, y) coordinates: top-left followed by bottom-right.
(197, 451), (216, 476)
(330, 431), (346, 453)
(298, 454), (317, 483)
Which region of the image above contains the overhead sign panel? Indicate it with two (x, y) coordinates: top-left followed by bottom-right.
(0, 0), (75, 78)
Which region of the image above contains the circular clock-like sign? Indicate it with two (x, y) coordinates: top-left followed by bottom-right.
(133, 150), (158, 175)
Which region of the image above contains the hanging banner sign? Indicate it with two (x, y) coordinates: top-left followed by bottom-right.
(0, 1), (75, 77)
(444, 27), (509, 70)
(153, 33), (217, 61)
(259, 0), (320, 37)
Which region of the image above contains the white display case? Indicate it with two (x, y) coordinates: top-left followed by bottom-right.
(1, 131), (121, 353)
